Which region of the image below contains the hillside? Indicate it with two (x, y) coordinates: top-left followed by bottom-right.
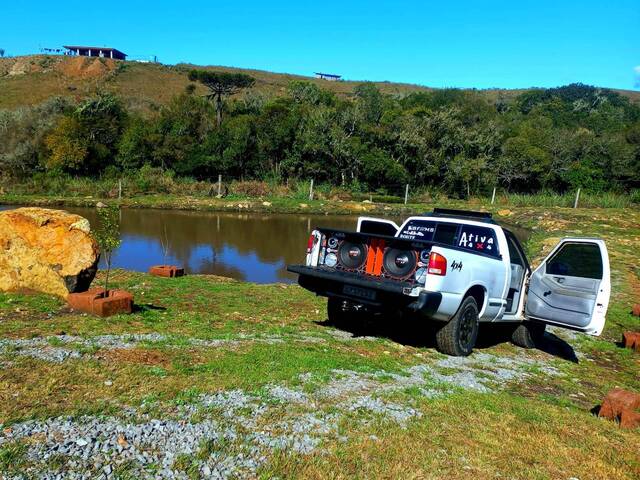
(0, 55), (430, 111)
(3, 54), (639, 111)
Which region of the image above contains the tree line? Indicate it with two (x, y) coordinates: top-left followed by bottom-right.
(1, 73), (639, 196)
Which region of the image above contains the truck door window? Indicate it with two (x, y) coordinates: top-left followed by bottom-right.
(505, 233), (524, 266)
(433, 223), (459, 245)
(546, 243), (603, 279)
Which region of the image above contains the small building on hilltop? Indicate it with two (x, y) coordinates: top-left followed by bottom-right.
(63, 45), (127, 60)
(315, 72), (341, 81)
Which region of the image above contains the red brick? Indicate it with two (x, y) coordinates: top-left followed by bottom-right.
(620, 408), (640, 429)
(149, 265), (184, 278)
(68, 289), (133, 317)
(632, 304), (640, 317)
(67, 288), (105, 311)
(599, 388), (640, 420)
(622, 332), (640, 351)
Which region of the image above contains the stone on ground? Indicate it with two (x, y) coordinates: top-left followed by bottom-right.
(599, 388), (640, 421)
(620, 408), (640, 429)
(622, 331), (640, 351)
(0, 207), (99, 297)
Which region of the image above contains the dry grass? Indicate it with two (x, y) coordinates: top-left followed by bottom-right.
(0, 55), (430, 110)
(3, 55), (639, 111)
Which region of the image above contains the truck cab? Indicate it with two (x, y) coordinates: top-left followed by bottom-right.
(288, 208), (610, 356)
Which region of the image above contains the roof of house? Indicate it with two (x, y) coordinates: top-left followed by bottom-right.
(315, 72), (341, 78)
(63, 45), (127, 56)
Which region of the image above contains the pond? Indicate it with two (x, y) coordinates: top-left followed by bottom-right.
(0, 206), (529, 284)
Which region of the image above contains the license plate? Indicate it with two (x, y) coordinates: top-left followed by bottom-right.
(343, 285), (377, 300)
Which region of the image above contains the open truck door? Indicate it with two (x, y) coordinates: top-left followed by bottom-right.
(525, 238), (610, 336)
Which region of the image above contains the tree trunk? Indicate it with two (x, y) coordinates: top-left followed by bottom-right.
(215, 93), (223, 127)
(104, 255), (111, 295)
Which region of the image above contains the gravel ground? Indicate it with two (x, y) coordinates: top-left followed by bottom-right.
(0, 340), (561, 479)
(0, 332), (344, 364)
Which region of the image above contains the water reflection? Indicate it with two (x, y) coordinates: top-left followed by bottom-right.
(0, 206), (529, 284)
(1, 206), (360, 283)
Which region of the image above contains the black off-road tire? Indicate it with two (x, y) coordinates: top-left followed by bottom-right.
(511, 321), (546, 349)
(435, 296), (480, 356)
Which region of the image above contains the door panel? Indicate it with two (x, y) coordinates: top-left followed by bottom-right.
(527, 274), (598, 328)
(525, 239), (610, 335)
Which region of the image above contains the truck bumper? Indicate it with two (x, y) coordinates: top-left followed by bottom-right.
(287, 265), (442, 318)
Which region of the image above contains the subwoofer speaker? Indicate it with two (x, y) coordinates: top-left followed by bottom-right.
(337, 241), (367, 270)
(382, 248), (417, 278)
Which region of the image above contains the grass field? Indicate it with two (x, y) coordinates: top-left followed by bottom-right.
(0, 206), (639, 478)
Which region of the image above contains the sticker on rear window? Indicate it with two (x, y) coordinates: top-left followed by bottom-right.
(398, 221), (436, 240)
(458, 226), (498, 256)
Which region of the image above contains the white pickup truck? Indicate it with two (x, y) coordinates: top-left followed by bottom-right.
(288, 208), (611, 356)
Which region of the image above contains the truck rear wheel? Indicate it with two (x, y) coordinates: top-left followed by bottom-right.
(327, 297), (352, 325)
(511, 321), (546, 349)
(435, 296), (479, 356)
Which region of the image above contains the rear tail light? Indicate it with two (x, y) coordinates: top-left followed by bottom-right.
(427, 252), (447, 276)
(306, 230), (323, 267)
(306, 233), (316, 253)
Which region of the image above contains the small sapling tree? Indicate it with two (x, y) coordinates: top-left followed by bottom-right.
(160, 222), (170, 265)
(94, 204), (121, 294)
(188, 70), (255, 126)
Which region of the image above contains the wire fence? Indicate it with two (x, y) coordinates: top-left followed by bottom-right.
(4, 172), (636, 209)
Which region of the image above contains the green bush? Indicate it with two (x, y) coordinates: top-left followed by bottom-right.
(2, 81), (640, 198)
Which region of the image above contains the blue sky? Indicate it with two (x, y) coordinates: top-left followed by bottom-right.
(3, 1), (639, 89)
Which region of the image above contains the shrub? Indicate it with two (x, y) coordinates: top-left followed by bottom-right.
(131, 165), (176, 194)
(229, 180), (272, 197)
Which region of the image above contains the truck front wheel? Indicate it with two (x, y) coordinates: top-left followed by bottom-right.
(435, 296), (479, 356)
(511, 321), (546, 349)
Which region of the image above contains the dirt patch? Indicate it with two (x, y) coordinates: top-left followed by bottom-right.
(0, 58), (16, 76)
(2, 56), (64, 76)
(97, 348), (169, 366)
(588, 351), (626, 373)
(7, 58), (41, 76)
(55, 56), (116, 79)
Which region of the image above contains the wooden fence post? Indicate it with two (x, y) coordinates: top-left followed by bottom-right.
(118, 179), (122, 200)
(491, 187), (496, 205)
(217, 174), (222, 197)
(404, 184), (409, 205)
(574, 188), (581, 208)
(309, 179), (314, 201)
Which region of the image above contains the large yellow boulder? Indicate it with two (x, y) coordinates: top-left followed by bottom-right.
(0, 208), (99, 297)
